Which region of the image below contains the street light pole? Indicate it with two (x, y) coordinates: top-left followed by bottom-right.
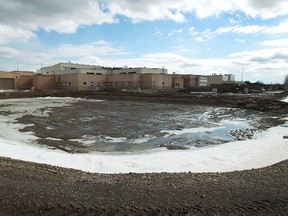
(241, 67), (244, 83)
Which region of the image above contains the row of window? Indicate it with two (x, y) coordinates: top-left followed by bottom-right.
(119, 72), (137, 74)
(84, 83), (133, 87)
(86, 72), (102, 75)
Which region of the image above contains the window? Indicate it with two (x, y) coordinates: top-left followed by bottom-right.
(83, 82), (87, 85)
(162, 82), (165, 85)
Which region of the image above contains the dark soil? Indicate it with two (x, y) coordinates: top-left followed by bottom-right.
(0, 157), (288, 215)
(0, 90), (288, 215)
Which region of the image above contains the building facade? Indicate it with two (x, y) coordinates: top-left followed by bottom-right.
(0, 71), (34, 90)
(34, 63), (170, 91)
(0, 63), (235, 92)
(210, 74), (235, 85)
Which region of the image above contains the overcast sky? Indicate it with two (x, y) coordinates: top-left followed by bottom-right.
(0, 0), (288, 83)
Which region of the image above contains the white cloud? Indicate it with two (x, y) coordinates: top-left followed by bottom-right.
(188, 27), (199, 36)
(0, 0), (115, 36)
(229, 48), (288, 61)
(168, 29), (183, 37)
(0, 40), (126, 71)
(107, 0), (187, 23)
(228, 48), (288, 82)
(235, 38), (245, 43)
(0, 0), (287, 45)
(172, 45), (191, 52)
(0, 46), (22, 57)
(216, 25), (267, 34)
(106, 0), (288, 21)
(229, 17), (241, 25)
(195, 29), (214, 42)
(52, 41), (125, 58)
(235, 0), (288, 19)
(216, 19), (288, 35)
(0, 24), (36, 45)
(261, 39), (288, 47)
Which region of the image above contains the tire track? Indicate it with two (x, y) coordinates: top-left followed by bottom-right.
(1, 197), (288, 215)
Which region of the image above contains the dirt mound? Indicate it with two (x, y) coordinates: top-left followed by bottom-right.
(0, 157), (287, 215)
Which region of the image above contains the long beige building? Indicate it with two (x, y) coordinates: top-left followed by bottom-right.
(34, 62), (211, 91)
(35, 62), (171, 91)
(1, 63), (215, 91)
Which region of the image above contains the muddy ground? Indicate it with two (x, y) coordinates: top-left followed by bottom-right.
(0, 90), (288, 215)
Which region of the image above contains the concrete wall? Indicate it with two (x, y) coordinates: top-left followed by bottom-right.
(107, 74), (141, 90)
(77, 74), (107, 91)
(0, 72), (14, 78)
(211, 74), (235, 85)
(210, 75), (223, 85)
(181, 75), (197, 88)
(15, 76), (33, 89)
(33, 75), (56, 90)
(55, 74), (79, 91)
(141, 74), (172, 90)
(13, 72), (34, 89)
(0, 71), (34, 90)
(172, 75), (184, 88)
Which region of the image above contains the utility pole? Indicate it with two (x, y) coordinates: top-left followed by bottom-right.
(241, 67), (244, 83)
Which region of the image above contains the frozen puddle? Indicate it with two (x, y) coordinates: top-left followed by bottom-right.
(0, 97), (287, 173)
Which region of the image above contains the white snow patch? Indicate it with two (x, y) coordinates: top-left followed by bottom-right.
(281, 96), (288, 103)
(0, 123), (287, 174)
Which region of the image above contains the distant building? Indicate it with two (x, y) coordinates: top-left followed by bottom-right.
(210, 74), (235, 85)
(172, 74), (211, 88)
(34, 63), (170, 91)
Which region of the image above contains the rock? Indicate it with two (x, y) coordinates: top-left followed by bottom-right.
(283, 136), (288, 139)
